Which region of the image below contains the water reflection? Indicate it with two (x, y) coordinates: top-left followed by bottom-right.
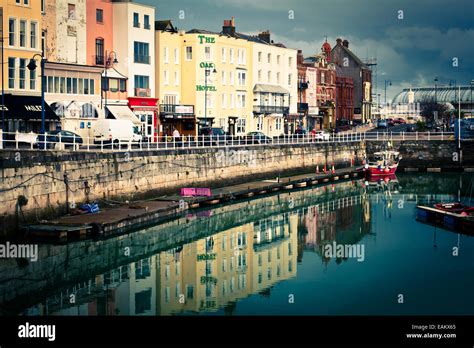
(3, 173), (473, 316)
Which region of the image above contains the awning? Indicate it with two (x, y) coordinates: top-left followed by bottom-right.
(102, 68), (128, 79)
(253, 84), (290, 95)
(0, 94), (59, 121)
(106, 105), (141, 125)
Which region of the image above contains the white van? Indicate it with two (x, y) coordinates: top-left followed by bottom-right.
(93, 119), (141, 146)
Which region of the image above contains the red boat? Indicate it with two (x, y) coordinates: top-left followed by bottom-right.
(433, 202), (474, 216)
(364, 151), (401, 177)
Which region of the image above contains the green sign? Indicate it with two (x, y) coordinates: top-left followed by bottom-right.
(196, 85), (217, 92)
(198, 35), (216, 44)
(197, 253), (216, 261)
(200, 62), (215, 69)
(200, 276), (218, 284)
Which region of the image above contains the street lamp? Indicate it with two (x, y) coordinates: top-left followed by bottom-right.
(204, 68), (216, 128)
(434, 77), (438, 103)
(101, 51), (119, 112)
(384, 80), (392, 105)
(27, 54), (46, 135)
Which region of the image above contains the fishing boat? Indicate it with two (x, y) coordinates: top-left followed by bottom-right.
(364, 150), (401, 177)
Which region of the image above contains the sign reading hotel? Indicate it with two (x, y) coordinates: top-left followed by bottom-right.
(196, 85), (216, 92)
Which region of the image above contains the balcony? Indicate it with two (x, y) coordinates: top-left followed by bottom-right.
(160, 104), (195, 118)
(95, 55), (105, 66)
(253, 105), (289, 114)
(298, 102), (309, 113)
(133, 21), (140, 28)
(135, 88), (151, 97)
(134, 55), (150, 64)
(144, 23), (151, 30)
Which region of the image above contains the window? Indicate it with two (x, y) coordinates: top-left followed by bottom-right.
(236, 118), (246, 133)
(60, 77), (66, 93)
(90, 79), (95, 95)
(242, 49), (246, 64)
(277, 55), (280, 64)
(222, 259), (227, 272)
(267, 71), (271, 83)
(19, 20), (26, 47)
(68, 4), (76, 20)
(257, 70), (262, 82)
(229, 71), (234, 85)
(267, 53), (271, 63)
(185, 46), (192, 60)
(24, 0), (29, 5)
(174, 71), (179, 85)
(276, 117), (282, 130)
(277, 72), (280, 84)
(95, 38), (104, 65)
(41, 31), (45, 54)
(66, 78), (72, 93)
(133, 13), (139, 27)
(229, 93), (234, 108)
(222, 47), (226, 62)
(29, 69), (36, 90)
(19, 58), (26, 89)
(221, 70), (226, 85)
(288, 74), (292, 86)
(186, 285), (194, 300)
(9, 19), (16, 46)
(134, 42), (150, 64)
(222, 235), (226, 251)
(119, 79), (126, 92)
(256, 116), (263, 131)
(163, 46), (169, 63)
(41, 0), (45, 13)
(267, 250), (272, 262)
(222, 93), (226, 108)
(229, 48), (234, 64)
(258, 51), (262, 62)
(174, 48), (179, 64)
(96, 9), (103, 23)
(237, 93), (246, 108)
(30, 22), (37, 49)
(321, 72), (325, 84)
(205, 46), (211, 60)
(8, 58), (15, 89)
(164, 70), (169, 85)
(289, 57), (293, 67)
(144, 15), (150, 29)
(237, 71), (246, 86)
(135, 75), (149, 90)
(72, 78), (77, 94)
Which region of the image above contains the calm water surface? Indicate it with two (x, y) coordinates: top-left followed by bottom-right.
(2, 173), (473, 316)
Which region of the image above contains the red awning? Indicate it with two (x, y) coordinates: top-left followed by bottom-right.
(128, 97), (158, 109)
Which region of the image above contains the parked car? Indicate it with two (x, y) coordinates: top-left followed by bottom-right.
(386, 118), (395, 127)
(395, 117), (406, 124)
(245, 131), (272, 144)
(377, 119), (388, 129)
(94, 119), (141, 148)
(406, 124), (417, 132)
(198, 127), (227, 146)
(313, 130), (331, 141)
(36, 130), (83, 150)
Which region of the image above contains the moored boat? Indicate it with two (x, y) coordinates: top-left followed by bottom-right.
(364, 151), (401, 177)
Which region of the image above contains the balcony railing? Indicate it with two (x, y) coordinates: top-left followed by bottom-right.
(160, 104), (195, 116)
(253, 105), (289, 114)
(144, 23), (151, 29)
(95, 55), (105, 66)
(133, 21), (140, 28)
(134, 55), (150, 64)
(135, 88), (151, 97)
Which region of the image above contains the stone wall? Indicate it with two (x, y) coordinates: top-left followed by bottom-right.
(0, 143), (365, 235)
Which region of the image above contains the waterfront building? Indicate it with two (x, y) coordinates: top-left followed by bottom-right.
(304, 42), (336, 129)
(297, 50), (319, 130)
(331, 39), (372, 124)
(0, 0), (59, 133)
(86, 0), (114, 67)
(336, 74), (354, 128)
(112, 0), (158, 141)
(155, 20), (195, 138)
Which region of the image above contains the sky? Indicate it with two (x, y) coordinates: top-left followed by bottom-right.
(137, 0), (474, 102)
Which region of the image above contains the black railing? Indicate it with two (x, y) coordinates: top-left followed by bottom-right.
(160, 104), (195, 116)
(95, 55), (104, 65)
(134, 55), (150, 64)
(144, 23), (151, 29)
(253, 105), (289, 114)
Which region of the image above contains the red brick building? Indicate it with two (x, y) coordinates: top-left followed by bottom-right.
(336, 75), (354, 129)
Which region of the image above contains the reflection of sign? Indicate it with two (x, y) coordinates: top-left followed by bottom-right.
(197, 253), (216, 261)
(309, 107), (319, 115)
(196, 85), (216, 92)
(198, 35), (215, 44)
(175, 105), (194, 114)
(200, 62), (215, 69)
(200, 276), (218, 284)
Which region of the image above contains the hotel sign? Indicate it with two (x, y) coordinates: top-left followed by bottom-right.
(200, 62), (215, 69)
(197, 253), (216, 261)
(198, 35), (216, 44)
(196, 85), (216, 92)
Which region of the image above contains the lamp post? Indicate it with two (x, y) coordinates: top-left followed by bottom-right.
(204, 68), (216, 128)
(27, 54), (46, 135)
(384, 80), (392, 105)
(101, 51), (118, 113)
(434, 77), (438, 103)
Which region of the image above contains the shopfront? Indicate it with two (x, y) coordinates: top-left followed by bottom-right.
(160, 104), (196, 139)
(128, 97), (159, 142)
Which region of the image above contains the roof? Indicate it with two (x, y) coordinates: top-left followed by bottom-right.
(155, 20), (177, 32)
(186, 29), (221, 35)
(392, 86), (473, 104)
(102, 67), (128, 79)
(253, 84), (290, 94)
(331, 43), (367, 68)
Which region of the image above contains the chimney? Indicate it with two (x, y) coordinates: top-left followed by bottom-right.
(258, 30), (271, 44)
(223, 16), (236, 36)
(297, 49), (304, 65)
(336, 38), (342, 45)
(343, 39), (349, 48)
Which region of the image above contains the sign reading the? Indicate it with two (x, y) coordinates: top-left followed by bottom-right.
(198, 35), (215, 44)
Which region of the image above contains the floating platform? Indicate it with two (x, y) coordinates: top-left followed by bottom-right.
(416, 205), (474, 234)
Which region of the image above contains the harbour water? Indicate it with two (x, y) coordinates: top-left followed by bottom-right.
(2, 173), (473, 316)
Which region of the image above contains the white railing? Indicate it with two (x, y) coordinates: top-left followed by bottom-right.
(0, 130), (455, 153)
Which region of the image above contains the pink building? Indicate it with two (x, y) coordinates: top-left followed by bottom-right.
(86, 0), (114, 67)
(297, 50), (320, 130)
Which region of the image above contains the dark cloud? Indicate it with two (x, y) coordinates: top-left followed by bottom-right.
(139, 0), (474, 101)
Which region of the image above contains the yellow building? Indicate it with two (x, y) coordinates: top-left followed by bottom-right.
(155, 21), (253, 137)
(0, 0), (56, 133)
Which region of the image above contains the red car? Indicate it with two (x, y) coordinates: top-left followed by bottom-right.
(387, 118), (395, 127)
(396, 118), (406, 124)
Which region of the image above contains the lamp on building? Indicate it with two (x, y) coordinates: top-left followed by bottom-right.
(102, 51), (119, 112)
(204, 68), (217, 128)
(384, 80), (392, 105)
(27, 54), (46, 135)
